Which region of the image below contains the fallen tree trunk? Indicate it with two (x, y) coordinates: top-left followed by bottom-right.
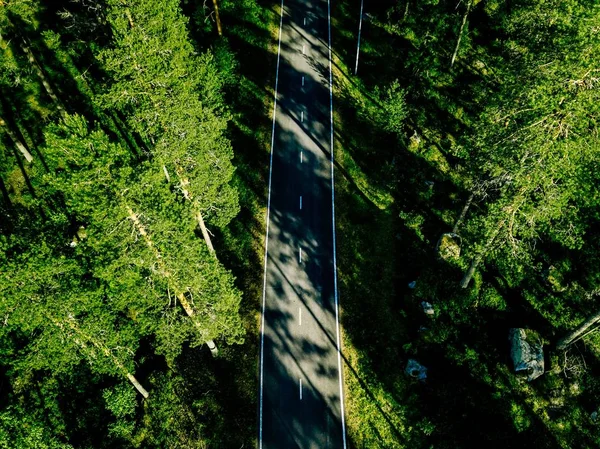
(450, 0), (472, 69)
(20, 39), (67, 120)
(212, 0), (223, 36)
(460, 218), (505, 288)
(49, 313), (150, 398)
(0, 116), (33, 163)
(453, 191), (474, 234)
(125, 205), (218, 355)
(557, 310), (600, 351)
(174, 169), (216, 256)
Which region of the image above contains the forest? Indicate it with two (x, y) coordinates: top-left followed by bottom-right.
(0, 0), (599, 448)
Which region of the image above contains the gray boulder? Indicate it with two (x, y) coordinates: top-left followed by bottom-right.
(405, 359), (428, 380)
(509, 328), (544, 381)
(421, 301), (435, 316)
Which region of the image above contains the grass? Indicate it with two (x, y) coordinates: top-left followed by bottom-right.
(179, 2), (600, 448)
(181, 0), (282, 446)
(328, 2), (600, 449)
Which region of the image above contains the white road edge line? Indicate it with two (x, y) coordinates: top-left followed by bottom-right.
(328, 0), (348, 446)
(259, 1), (285, 447)
(299, 378), (303, 400)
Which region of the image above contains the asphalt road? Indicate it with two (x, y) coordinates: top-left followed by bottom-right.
(259, 0), (346, 448)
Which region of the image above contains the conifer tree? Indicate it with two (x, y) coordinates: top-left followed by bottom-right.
(98, 0), (239, 255)
(458, 0), (600, 287)
(37, 115), (244, 359)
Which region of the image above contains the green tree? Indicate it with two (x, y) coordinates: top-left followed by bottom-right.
(458, 0), (600, 287)
(97, 0), (239, 255)
(38, 115), (244, 359)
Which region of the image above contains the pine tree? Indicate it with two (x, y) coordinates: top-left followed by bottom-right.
(97, 0), (239, 252)
(458, 0), (600, 287)
(38, 115), (244, 360)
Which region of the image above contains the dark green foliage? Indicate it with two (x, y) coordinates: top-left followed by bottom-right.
(0, 0), (258, 446)
(2, 0), (599, 447)
(331, 0), (600, 447)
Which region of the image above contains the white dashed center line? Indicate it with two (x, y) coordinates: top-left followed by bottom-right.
(299, 378), (303, 400)
(302, 76), (305, 86)
(299, 247), (302, 264)
(300, 195), (303, 210)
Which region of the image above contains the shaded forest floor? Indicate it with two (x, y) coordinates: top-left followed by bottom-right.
(328, 2), (600, 449)
(172, 0), (282, 446)
(178, 1), (600, 448)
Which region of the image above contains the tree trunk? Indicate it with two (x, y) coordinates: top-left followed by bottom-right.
(196, 210), (215, 254)
(403, 0), (410, 21)
(557, 311), (600, 351)
(125, 9), (135, 28)
(452, 191), (475, 234)
(48, 313), (150, 398)
(162, 165), (171, 183)
(460, 219), (504, 288)
(20, 40), (67, 120)
(212, 0), (223, 36)
(450, 0), (472, 69)
(175, 170), (216, 255)
(0, 116), (33, 163)
(206, 339), (218, 356)
(125, 205), (218, 355)
(127, 373), (150, 398)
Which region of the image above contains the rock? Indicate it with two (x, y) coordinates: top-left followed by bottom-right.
(405, 359), (427, 380)
(421, 301), (435, 316)
(509, 328), (545, 381)
(436, 232), (461, 261)
(408, 281), (417, 289)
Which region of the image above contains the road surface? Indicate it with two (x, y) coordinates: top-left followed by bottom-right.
(259, 0), (347, 448)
